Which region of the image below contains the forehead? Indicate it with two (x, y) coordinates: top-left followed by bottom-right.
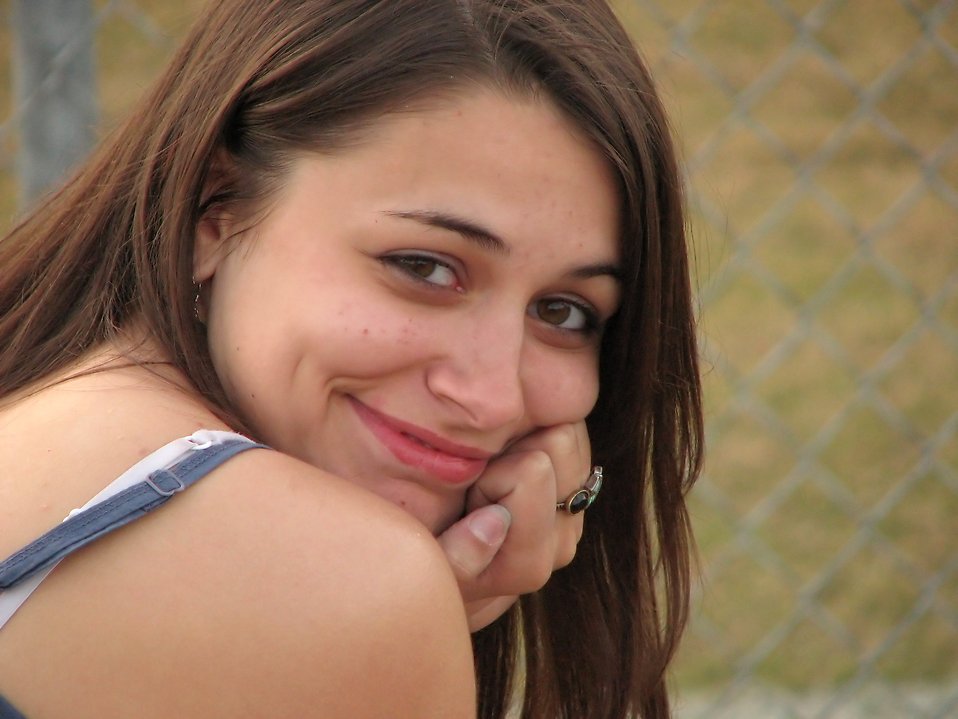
(288, 87), (621, 264)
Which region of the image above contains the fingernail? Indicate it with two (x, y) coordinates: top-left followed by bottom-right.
(467, 505), (511, 546)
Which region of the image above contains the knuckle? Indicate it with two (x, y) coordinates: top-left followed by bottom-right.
(527, 564), (553, 593)
(555, 545), (576, 569)
(555, 422), (579, 448)
(527, 551), (557, 591)
(499, 552), (554, 595)
(521, 449), (555, 479)
(555, 533), (580, 568)
(540, 424), (578, 460)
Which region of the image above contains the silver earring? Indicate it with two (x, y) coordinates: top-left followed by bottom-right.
(193, 282), (204, 323)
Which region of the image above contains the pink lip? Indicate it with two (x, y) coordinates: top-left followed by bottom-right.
(348, 397), (492, 485)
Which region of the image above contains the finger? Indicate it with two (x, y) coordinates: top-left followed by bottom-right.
(464, 449), (553, 512)
(468, 452), (560, 594)
(435, 503), (512, 597)
(508, 426), (590, 554)
(513, 422), (592, 501)
(459, 425), (594, 598)
(464, 595), (519, 633)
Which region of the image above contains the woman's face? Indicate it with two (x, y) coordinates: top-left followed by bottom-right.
(195, 88), (621, 533)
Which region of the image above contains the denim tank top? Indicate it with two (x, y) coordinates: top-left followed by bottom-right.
(0, 430), (266, 718)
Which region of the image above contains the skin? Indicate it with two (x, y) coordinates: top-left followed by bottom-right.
(0, 376), (477, 717)
(196, 87), (619, 529)
(195, 91), (619, 629)
(0, 88), (619, 714)
(195, 88), (621, 623)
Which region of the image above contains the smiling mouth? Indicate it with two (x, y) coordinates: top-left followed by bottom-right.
(402, 431), (439, 450)
(347, 397), (491, 485)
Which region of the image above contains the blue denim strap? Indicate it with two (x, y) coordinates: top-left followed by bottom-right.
(0, 438), (266, 590)
(0, 694), (26, 719)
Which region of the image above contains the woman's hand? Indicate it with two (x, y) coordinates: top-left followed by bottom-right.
(435, 422), (591, 632)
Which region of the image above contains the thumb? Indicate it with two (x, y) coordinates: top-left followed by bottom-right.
(436, 504), (512, 587)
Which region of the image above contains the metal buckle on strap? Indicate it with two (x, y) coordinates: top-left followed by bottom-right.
(145, 470), (186, 497)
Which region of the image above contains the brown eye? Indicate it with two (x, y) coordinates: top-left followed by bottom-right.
(537, 299), (572, 326)
(401, 257), (439, 279)
(530, 297), (596, 332)
(383, 253), (459, 289)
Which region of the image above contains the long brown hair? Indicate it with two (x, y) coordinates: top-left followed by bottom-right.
(0, 1), (703, 716)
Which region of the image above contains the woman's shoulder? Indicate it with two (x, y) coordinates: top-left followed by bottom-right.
(0, 413), (476, 717)
(149, 448), (478, 717)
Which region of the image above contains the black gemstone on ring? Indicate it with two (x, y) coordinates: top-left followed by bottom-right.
(567, 489), (591, 514)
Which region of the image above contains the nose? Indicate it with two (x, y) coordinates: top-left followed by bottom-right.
(425, 309), (526, 432)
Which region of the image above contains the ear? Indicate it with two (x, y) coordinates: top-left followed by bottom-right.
(192, 207), (234, 284)
(192, 151), (237, 284)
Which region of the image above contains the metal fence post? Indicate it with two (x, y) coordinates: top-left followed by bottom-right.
(11, 0), (98, 207)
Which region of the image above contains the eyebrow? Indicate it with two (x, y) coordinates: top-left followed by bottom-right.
(383, 207), (622, 284)
(382, 209), (509, 256)
(572, 262), (623, 284)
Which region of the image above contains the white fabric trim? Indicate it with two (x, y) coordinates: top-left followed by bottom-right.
(0, 430), (249, 630)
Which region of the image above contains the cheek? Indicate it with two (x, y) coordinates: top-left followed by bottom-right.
(315, 298), (440, 374)
(525, 351), (601, 425)
(209, 280), (433, 400)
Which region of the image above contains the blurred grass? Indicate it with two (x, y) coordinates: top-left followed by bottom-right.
(91, 0), (207, 127)
(613, 0), (958, 695)
(1, 0), (956, 699)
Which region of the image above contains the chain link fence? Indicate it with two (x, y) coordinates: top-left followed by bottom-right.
(2, 1), (956, 717)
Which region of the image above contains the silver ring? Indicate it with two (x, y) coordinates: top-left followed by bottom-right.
(555, 466), (603, 514)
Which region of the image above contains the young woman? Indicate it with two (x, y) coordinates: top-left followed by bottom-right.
(0, 1), (703, 717)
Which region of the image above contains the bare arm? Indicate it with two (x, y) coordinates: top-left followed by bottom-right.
(0, 450), (476, 718)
